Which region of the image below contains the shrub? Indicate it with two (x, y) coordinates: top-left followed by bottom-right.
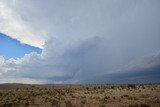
(121, 95), (129, 98)
(111, 86), (114, 89)
(140, 104), (150, 107)
(25, 102), (29, 106)
(65, 101), (72, 107)
(127, 84), (136, 89)
(86, 87), (89, 90)
(81, 100), (86, 104)
(113, 96), (116, 99)
(129, 104), (138, 107)
(100, 104), (106, 107)
(52, 99), (58, 106)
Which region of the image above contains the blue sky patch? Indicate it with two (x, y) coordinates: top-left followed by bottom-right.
(0, 33), (42, 59)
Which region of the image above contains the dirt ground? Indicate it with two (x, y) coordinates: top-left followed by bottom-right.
(0, 84), (160, 107)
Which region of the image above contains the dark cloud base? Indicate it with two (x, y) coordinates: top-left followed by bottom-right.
(81, 65), (160, 84)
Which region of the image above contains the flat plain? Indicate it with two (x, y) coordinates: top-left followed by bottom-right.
(0, 84), (160, 107)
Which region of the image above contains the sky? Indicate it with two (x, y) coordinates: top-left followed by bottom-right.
(0, 33), (42, 59)
(0, 0), (160, 84)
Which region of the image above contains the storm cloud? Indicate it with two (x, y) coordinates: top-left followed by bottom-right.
(0, 0), (160, 83)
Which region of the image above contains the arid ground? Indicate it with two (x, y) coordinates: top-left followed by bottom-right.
(0, 84), (160, 107)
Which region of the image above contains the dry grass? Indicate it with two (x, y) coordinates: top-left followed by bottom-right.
(0, 84), (160, 107)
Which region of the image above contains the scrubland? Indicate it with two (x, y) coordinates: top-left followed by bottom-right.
(0, 84), (160, 107)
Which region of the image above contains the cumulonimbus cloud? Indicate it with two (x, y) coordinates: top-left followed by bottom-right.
(0, 0), (160, 84)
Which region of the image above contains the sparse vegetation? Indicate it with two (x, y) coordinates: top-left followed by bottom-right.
(0, 84), (159, 107)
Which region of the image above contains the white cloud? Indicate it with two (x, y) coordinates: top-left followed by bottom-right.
(0, 56), (5, 75)
(0, 56), (4, 64)
(0, 1), (45, 48)
(0, 77), (47, 84)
